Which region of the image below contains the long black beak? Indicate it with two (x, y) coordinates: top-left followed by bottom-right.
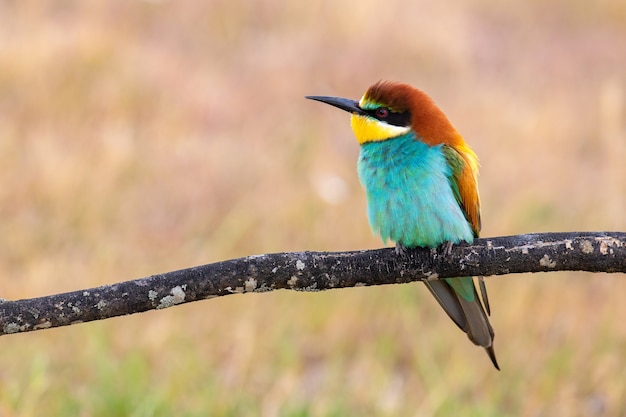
(305, 95), (365, 115)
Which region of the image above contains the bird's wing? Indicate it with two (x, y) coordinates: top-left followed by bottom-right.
(442, 144), (490, 314)
(441, 144), (481, 237)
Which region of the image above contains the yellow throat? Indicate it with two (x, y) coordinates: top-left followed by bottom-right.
(349, 96), (411, 144)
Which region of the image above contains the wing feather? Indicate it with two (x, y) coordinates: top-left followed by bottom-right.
(441, 144), (481, 237)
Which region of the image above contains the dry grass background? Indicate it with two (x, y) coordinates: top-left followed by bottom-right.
(0, 0), (625, 416)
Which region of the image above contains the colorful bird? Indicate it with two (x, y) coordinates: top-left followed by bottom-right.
(306, 81), (498, 369)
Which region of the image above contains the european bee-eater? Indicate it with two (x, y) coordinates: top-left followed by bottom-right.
(306, 81), (498, 369)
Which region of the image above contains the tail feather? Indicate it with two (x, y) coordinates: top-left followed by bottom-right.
(478, 276), (491, 316)
(424, 278), (499, 370)
(485, 345), (499, 370)
(456, 291), (493, 346)
(423, 280), (467, 332)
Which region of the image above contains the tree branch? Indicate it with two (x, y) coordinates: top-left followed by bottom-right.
(1, 232), (625, 336)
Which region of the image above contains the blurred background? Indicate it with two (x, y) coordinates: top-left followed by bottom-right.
(0, 0), (625, 415)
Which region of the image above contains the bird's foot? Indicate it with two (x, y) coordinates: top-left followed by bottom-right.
(395, 242), (408, 257)
(439, 241), (454, 257)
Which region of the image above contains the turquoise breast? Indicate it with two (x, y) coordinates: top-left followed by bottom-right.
(357, 133), (474, 248)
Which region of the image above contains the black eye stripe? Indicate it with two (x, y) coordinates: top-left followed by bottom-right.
(364, 107), (411, 127)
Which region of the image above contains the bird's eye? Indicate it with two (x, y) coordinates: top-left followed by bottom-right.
(375, 108), (389, 118)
